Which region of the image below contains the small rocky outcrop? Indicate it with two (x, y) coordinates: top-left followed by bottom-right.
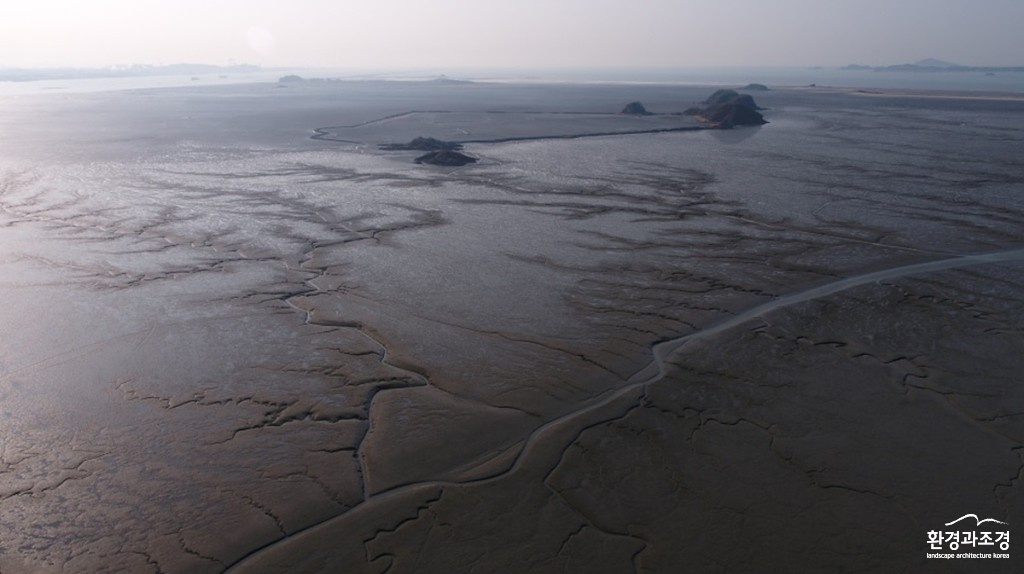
(704, 89), (760, 110)
(278, 75), (305, 83)
(621, 102), (651, 115)
(700, 103), (767, 128)
(742, 83), (769, 91)
(380, 137), (463, 151)
(685, 90), (767, 128)
(414, 150), (477, 166)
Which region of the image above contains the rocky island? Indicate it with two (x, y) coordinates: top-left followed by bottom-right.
(414, 149), (478, 166)
(620, 101), (652, 115)
(685, 89), (767, 128)
(379, 136), (464, 151)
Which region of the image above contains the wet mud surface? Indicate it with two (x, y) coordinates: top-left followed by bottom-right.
(0, 81), (1022, 572)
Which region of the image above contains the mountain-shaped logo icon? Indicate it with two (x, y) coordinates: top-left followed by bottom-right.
(945, 514), (1009, 527)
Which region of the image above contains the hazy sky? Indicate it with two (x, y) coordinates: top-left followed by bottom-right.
(2, 0), (1023, 69)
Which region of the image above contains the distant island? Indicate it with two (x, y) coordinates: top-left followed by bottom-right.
(621, 102), (652, 116)
(379, 137), (464, 151)
(844, 58), (1024, 73)
(684, 89), (767, 128)
(0, 63), (261, 82)
(414, 150), (478, 166)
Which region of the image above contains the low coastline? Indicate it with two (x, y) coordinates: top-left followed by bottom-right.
(779, 84), (1024, 101)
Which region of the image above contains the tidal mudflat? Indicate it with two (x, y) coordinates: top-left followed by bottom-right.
(0, 79), (1022, 572)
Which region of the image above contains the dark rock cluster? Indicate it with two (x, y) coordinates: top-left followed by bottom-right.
(379, 137), (476, 166)
(414, 150), (478, 166)
(379, 137), (463, 151)
(704, 89), (761, 111)
(685, 89), (767, 128)
(621, 101), (652, 115)
(698, 103), (767, 128)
